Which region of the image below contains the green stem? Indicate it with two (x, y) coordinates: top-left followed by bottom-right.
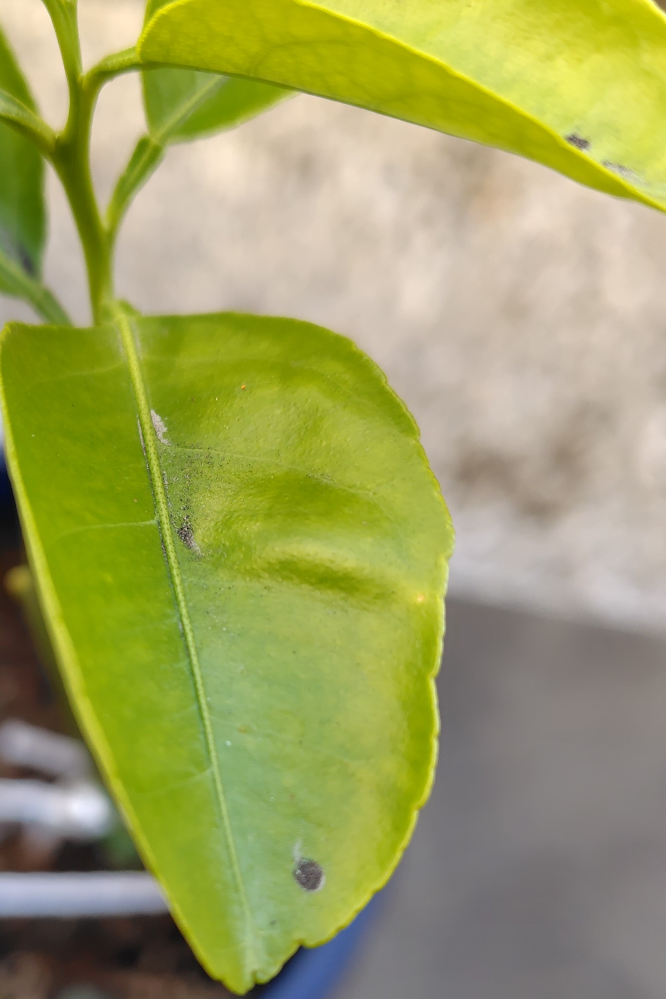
(41, 5), (142, 324)
(52, 74), (112, 324)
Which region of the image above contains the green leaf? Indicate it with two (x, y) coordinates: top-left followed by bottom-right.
(143, 67), (290, 145)
(106, 56), (288, 244)
(139, 0), (666, 214)
(0, 27), (48, 292)
(142, 0), (288, 146)
(106, 136), (166, 242)
(0, 311), (453, 994)
(0, 252), (70, 325)
(39, 0), (82, 86)
(106, 66), (288, 245)
(0, 87), (55, 156)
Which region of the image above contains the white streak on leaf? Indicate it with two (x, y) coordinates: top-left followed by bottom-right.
(151, 410), (171, 446)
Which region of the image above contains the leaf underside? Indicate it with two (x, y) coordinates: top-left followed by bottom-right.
(0, 26), (46, 293)
(142, 66), (289, 145)
(0, 312), (453, 993)
(139, 0), (666, 214)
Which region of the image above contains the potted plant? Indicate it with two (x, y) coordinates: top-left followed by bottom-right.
(0, 0), (664, 994)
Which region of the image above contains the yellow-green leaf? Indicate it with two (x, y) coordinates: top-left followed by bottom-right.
(0, 311), (453, 993)
(143, 67), (289, 145)
(138, 0), (666, 213)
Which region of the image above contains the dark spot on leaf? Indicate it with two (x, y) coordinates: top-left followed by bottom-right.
(603, 160), (636, 180)
(17, 244), (36, 277)
(565, 133), (590, 151)
(293, 858), (325, 892)
(177, 517), (198, 551)
(0, 224), (37, 276)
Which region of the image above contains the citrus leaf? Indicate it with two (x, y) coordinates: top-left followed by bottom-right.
(0, 252), (70, 325)
(0, 87), (55, 156)
(143, 67), (290, 145)
(0, 311), (453, 994)
(142, 0), (288, 145)
(106, 136), (166, 241)
(0, 26), (47, 293)
(139, 0), (666, 213)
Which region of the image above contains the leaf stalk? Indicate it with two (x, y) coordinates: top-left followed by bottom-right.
(39, 3), (145, 324)
(52, 74), (113, 324)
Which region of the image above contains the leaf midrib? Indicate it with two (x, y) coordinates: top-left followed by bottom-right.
(153, 74), (224, 144)
(113, 307), (257, 971)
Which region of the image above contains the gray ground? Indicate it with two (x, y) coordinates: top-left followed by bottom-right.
(339, 600), (666, 999)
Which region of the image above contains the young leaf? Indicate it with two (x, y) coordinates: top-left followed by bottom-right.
(0, 27), (47, 294)
(107, 63), (288, 242)
(139, 0), (666, 214)
(0, 312), (453, 994)
(106, 136), (166, 243)
(143, 67), (289, 145)
(0, 253), (70, 325)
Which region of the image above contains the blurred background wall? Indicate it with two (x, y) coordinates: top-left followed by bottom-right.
(6, 4), (666, 998)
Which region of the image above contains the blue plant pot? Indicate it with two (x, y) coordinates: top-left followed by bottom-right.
(0, 454), (11, 505)
(257, 900), (376, 999)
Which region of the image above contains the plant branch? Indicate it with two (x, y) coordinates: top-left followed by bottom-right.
(52, 82), (113, 324)
(40, 13), (144, 322)
(43, 1), (113, 324)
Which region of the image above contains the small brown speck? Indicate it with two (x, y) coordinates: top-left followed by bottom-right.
(241, 384), (246, 390)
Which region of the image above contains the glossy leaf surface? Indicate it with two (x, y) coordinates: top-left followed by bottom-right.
(143, 67), (289, 144)
(0, 27), (46, 293)
(139, 0), (666, 213)
(0, 312), (452, 993)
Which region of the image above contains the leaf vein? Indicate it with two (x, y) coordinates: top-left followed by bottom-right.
(113, 307), (258, 974)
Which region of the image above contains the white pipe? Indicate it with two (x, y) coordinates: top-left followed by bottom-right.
(0, 779), (114, 839)
(0, 872), (169, 917)
(0, 720), (92, 780)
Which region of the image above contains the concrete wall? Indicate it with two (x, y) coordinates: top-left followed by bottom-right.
(5, 0), (666, 632)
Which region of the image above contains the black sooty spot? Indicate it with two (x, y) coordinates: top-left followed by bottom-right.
(565, 133), (590, 151)
(293, 858), (325, 893)
(177, 517), (197, 551)
(17, 244), (36, 277)
(0, 225), (37, 277)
